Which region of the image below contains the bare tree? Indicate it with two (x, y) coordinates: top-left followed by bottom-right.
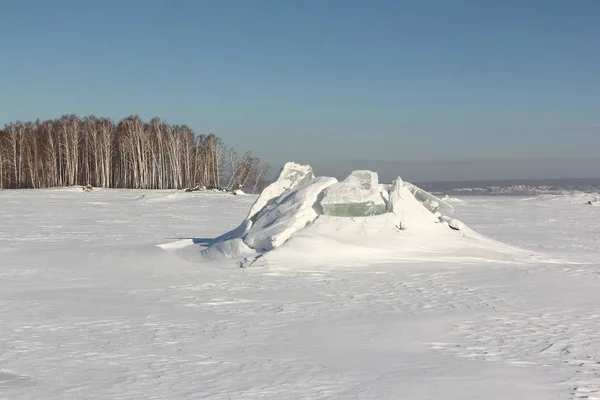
(0, 128), (10, 189)
(251, 162), (271, 194)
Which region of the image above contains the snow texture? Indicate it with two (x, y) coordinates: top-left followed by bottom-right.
(2, 189), (600, 399)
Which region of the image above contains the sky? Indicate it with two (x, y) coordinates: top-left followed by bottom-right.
(1, 0), (599, 181)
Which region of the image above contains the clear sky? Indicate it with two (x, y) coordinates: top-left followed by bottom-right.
(1, 0), (599, 181)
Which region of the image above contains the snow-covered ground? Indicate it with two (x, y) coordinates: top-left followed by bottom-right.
(1, 189), (600, 399)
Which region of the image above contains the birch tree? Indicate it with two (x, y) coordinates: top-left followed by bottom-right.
(0, 115), (269, 191)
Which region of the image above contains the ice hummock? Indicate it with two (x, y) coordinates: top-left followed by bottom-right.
(244, 176), (337, 252)
(320, 170), (387, 217)
(199, 162), (337, 258)
(245, 162), (315, 221)
(193, 162), (480, 260)
(404, 182), (454, 215)
(208, 162), (317, 246)
(388, 177), (440, 227)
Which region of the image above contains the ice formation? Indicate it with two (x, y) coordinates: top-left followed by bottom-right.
(387, 177), (440, 227)
(448, 218), (465, 231)
(320, 170), (387, 217)
(200, 162), (462, 259)
(245, 162), (315, 220)
(244, 176), (337, 252)
(405, 182), (454, 215)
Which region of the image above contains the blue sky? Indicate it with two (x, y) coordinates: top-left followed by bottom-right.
(1, 0), (599, 180)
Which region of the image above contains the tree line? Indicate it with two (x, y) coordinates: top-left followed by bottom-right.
(0, 115), (270, 192)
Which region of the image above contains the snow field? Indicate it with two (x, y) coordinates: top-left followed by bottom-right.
(1, 189), (600, 399)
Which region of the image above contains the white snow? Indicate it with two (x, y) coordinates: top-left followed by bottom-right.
(2, 189), (600, 399)
(388, 177), (440, 227)
(443, 195), (467, 204)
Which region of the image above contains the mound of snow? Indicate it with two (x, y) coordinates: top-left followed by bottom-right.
(184, 161), (523, 262)
(388, 177), (440, 228)
(199, 237), (251, 259)
(448, 218), (465, 231)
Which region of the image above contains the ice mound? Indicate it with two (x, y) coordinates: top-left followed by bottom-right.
(244, 176), (337, 252)
(405, 182), (455, 215)
(245, 162), (315, 221)
(193, 161), (507, 261)
(198, 162), (331, 258)
(388, 177), (440, 228)
(321, 170), (387, 217)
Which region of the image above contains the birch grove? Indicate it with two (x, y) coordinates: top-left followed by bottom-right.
(0, 115), (270, 192)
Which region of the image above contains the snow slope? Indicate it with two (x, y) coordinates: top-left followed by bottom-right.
(1, 189), (600, 399)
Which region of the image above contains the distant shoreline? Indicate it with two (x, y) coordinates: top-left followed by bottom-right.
(414, 177), (600, 196)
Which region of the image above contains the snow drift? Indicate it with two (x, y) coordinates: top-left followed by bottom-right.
(167, 162), (526, 263)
